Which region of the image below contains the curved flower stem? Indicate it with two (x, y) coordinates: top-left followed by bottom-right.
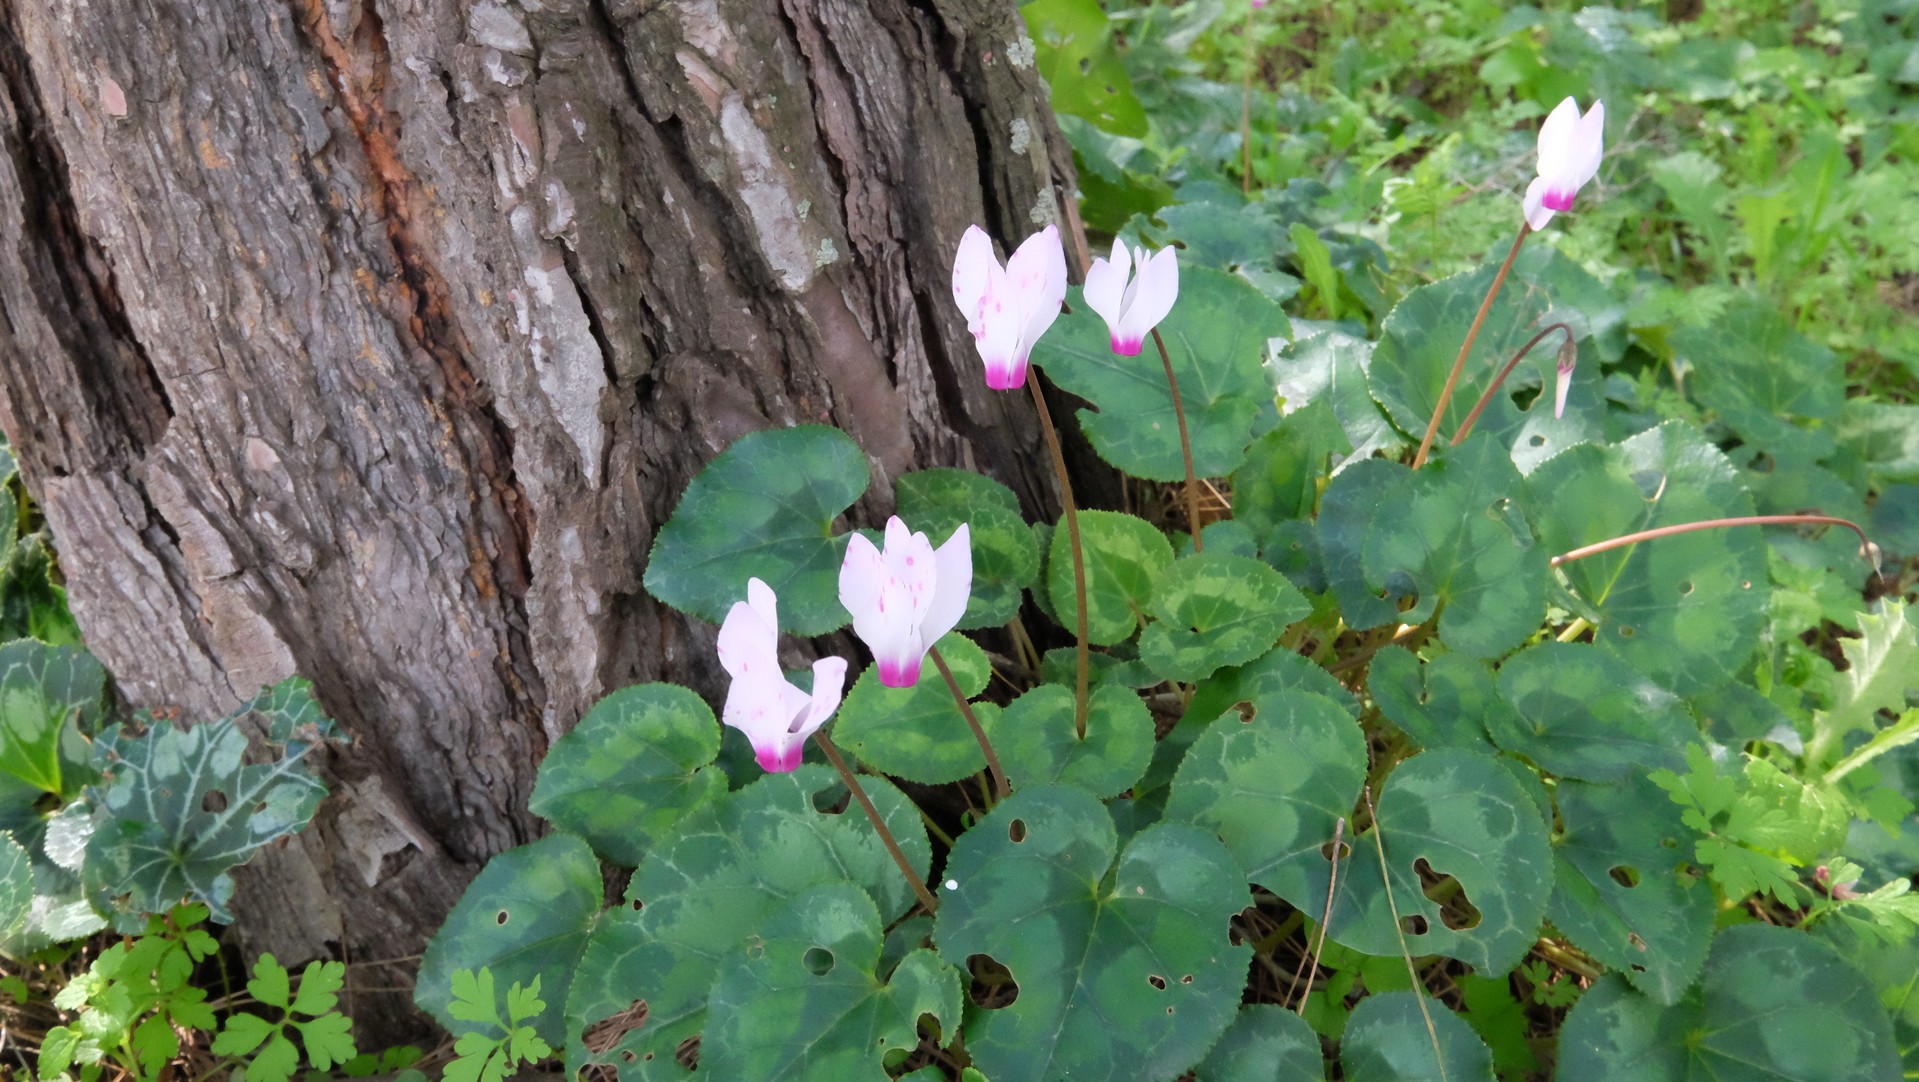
(1413, 224), (1531, 469)
(1449, 322), (1573, 448)
(1026, 366), (1092, 740)
(1152, 327), (1204, 552)
(1550, 514), (1879, 571)
(930, 645), (1009, 800)
(813, 730), (939, 914)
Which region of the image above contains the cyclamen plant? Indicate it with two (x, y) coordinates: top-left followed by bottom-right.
(414, 88), (1913, 1082)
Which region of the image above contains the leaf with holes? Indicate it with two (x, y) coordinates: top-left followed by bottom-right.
(528, 685), (725, 867)
(1529, 421), (1767, 696)
(981, 683), (1154, 798)
(1550, 776), (1715, 1005)
(83, 678), (337, 925)
(895, 469), (1038, 629)
(935, 785), (1250, 1082)
(1140, 553), (1311, 682)
(565, 765), (929, 1080)
(1318, 749), (1553, 973)
(1491, 643), (1696, 782)
(1047, 511), (1176, 645)
(1557, 923), (1898, 1080)
(1164, 692), (1367, 906)
(415, 834), (602, 1045)
(643, 425), (869, 635)
(1340, 991), (1496, 1082)
(702, 883), (960, 1079)
(1196, 1004), (1325, 1081)
(1367, 647), (1505, 754)
(1360, 437), (1548, 659)
(1032, 269), (1288, 481)
(833, 633), (997, 785)
(1021, 0), (1147, 135)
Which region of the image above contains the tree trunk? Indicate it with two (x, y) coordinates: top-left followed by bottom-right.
(0, 0), (1073, 1039)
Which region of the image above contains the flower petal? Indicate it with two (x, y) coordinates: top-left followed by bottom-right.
(716, 578), (779, 679)
(1535, 97), (1582, 175)
(1116, 244), (1179, 352)
(797, 656), (848, 737)
(1571, 100), (1605, 188)
(921, 524), (973, 650)
(1522, 177), (1557, 231)
(952, 226), (997, 334)
(1010, 225), (1067, 365)
(1083, 243), (1129, 333)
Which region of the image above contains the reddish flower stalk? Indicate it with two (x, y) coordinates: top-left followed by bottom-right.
(1413, 224), (1531, 469)
(1551, 514), (1880, 570)
(930, 645), (1009, 800)
(1026, 367), (1092, 740)
(1449, 323), (1575, 447)
(813, 730), (939, 914)
(1152, 327), (1204, 551)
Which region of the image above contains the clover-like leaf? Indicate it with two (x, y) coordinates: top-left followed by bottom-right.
(1550, 776), (1715, 1005)
(528, 684), (725, 866)
(1557, 923), (1898, 1080)
(1492, 642), (1696, 782)
(1165, 692), (1367, 904)
(935, 786), (1251, 1082)
(1340, 991), (1496, 1082)
(1529, 421), (1767, 696)
(1360, 438), (1548, 659)
(895, 469), (1039, 629)
(1319, 749), (1553, 973)
(1141, 553), (1311, 682)
(981, 683), (1154, 798)
(1032, 269), (1288, 481)
(644, 425), (870, 635)
(84, 678), (337, 924)
(565, 765), (929, 1079)
(1047, 511), (1175, 645)
(415, 833), (602, 1045)
(834, 633), (996, 785)
(1196, 1004), (1325, 1081)
(702, 883), (960, 1079)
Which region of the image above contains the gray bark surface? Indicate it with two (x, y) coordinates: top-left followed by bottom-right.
(0, 0), (1072, 1037)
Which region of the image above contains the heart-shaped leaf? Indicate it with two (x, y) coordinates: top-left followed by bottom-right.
(1361, 438), (1549, 659)
(894, 469), (1039, 629)
(1549, 776), (1715, 1005)
(416, 833), (602, 1044)
(1033, 269), (1288, 481)
(702, 883), (960, 1079)
(1492, 642), (1696, 782)
(1048, 511), (1176, 645)
(982, 683), (1155, 797)
(1529, 421), (1767, 696)
(566, 765), (929, 1078)
(1676, 294), (1843, 468)
(1165, 692), (1367, 904)
(0, 640), (104, 802)
(1196, 1004), (1325, 1081)
(833, 633), (996, 785)
(1317, 457), (1414, 631)
(935, 785), (1251, 1082)
(84, 678), (337, 925)
(644, 425), (870, 635)
(1367, 647), (1505, 754)
(1557, 923), (1898, 1080)
(1141, 553), (1311, 682)
(1340, 991), (1496, 1082)
(528, 684), (726, 867)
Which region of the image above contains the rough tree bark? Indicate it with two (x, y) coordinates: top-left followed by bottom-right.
(0, 0), (1076, 1037)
